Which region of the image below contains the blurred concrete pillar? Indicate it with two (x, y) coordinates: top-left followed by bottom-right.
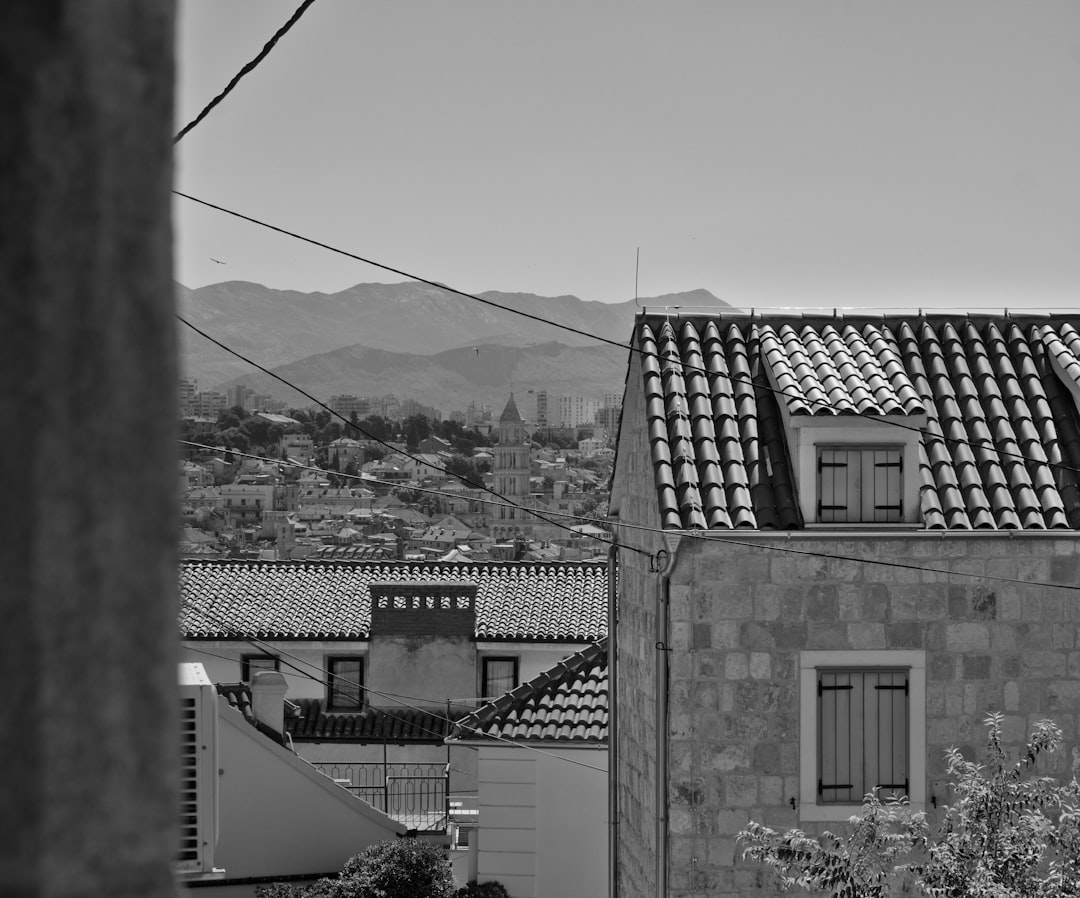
(0, 3), (178, 897)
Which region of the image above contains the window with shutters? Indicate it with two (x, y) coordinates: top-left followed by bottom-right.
(481, 656), (518, 698)
(817, 446), (903, 523)
(799, 650), (926, 822)
(817, 668), (908, 804)
(327, 656), (364, 710)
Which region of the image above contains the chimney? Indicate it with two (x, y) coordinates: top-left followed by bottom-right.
(250, 670), (288, 736)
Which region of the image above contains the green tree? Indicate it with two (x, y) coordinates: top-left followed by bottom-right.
(403, 414), (432, 450)
(330, 839), (454, 898)
(738, 714), (1080, 898)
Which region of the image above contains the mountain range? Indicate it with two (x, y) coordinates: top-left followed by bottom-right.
(178, 280), (733, 412)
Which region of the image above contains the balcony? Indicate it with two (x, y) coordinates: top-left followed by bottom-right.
(313, 761), (450, 832)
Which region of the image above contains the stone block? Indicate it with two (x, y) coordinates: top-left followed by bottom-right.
(1050, 555), (1078, 585)
(928, 716), (958, 744)
(806, 623), (849, 650)
(714, 809), (749, 835)
(724, 775), (758, 807)
(721, 714), (767, 743)
(753, 587), (781, 621)
(753, 742), (781, 774)
(887, 621), (924, 649)
(774, 624), (808, 650)
(947, 585), (968, 619)
(707, 744), (752, 772)
(944, 622), (990, 652)
(848, 622), (886, 648)
(1003, 681), (1020, 711)
(864, 583), (891, 620)
(724, 652), (749, 680)
(918, 589), (947, 621)
(961, 655), (991, 680)
(749, 652), (772, 679)
(692, 622), (711, 650)
(1021, 651), (1066, 679)
(694, 652), (721, 679)
(805, 584), (839, 621)
(740, 621), (775, 651)
(929, 653), (955, 681)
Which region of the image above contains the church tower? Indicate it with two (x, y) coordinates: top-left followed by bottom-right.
(493, 393), (532, 539)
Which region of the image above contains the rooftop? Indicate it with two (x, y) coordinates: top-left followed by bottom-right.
(179, 559), (607, 642)
(628, 312), (1080, 531)
(451, 640), (607, 744)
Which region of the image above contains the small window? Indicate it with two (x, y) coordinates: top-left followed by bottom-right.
(482, 657), (518, 698)
(817, 446), (902, 523)
(327, 656), (364, 710)
(818, 668), (908, 804)
(241, 654), (278, 681)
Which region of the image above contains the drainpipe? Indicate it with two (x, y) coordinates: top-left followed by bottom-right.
(607, 533), (619, 898)
(654, 541), (678, 898)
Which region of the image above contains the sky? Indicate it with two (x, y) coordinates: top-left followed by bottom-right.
(175, 1), (1080, 311)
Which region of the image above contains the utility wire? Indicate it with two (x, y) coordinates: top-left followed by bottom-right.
(172, 190), (1080, 480)
(175, 0), (319, 143)
(180, 439), (612, 532)
(177, 316), (643, 555)
(180, 438), (1080, 594)
(180, 599), (609, 772)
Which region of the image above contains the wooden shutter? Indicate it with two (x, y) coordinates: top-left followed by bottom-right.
(818, 669), (908, 803)
(818, 449), (854, 522)
(866, 448), (903, 522)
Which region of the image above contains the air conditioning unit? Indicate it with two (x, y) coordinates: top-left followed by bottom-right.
(177, 663), (222, 878)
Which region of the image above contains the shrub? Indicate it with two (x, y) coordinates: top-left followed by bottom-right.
(738, 714), (1080, 898)
(325, 838), (455, 898)
(455, 881), (511, 898)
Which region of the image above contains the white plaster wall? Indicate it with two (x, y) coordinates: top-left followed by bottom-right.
(475, 744), (608, 898)
(214, 700), (403, 881)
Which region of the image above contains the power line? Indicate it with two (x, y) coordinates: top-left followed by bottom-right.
(180, 599), (609, 772)
(179, 438), (1080, 594)
(175, 0), (319, 143)
(180, 438), (613, 533)
(177, 316), (642, 555)
(172, 189), (1080, 481)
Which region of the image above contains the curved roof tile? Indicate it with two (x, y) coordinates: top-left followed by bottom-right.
(633, 313), (1080, 531)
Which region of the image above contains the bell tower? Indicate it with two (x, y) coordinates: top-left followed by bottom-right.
(493, 393), (531, 539)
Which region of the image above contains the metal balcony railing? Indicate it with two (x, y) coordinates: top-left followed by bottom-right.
(313, 761), (450, 833)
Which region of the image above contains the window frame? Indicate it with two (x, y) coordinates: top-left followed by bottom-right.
(481, 656), (519, 699)
(240, 653), (279, 682)
(816, 444), (904, 524)
(326, 655), (365, 711)
(799, 650), (926, 822)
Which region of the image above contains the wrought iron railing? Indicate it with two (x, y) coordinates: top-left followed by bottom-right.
(313, 761), (449, 832)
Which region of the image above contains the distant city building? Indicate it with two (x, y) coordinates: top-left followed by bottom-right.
(329, 394), (369, 419)
(192, 390), (227, 419)
(521, 389), (550, 429)
(281, 434), (314, 465)
(399, 398), (442, 422)
(557, 395), (600, 429)
(227, 384), (255, 411)
(179, 377), (198, 414)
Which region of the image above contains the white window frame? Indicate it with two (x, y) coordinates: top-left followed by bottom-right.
(799, 650), (926, 822)
(786, 417), (926, 527)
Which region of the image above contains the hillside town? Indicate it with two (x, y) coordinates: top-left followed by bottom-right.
(179, 386), (619, 565)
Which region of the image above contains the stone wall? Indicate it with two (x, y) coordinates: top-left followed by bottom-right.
(662, 532), (1080, 897)
(611, 352), (667, 898)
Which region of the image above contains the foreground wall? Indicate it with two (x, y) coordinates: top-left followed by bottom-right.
(474, 744), (609, 898)
(660, 532), (1080, 897)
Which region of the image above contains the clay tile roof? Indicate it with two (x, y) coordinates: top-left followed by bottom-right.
(179, 559), (607, 642)
(287, 703), (464, 742)
(451, 640), (607, 744)
(499, 393), (523, 422)
(631, 313), (1080, 531)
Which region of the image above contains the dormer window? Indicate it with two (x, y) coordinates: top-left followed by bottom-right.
(817, 446), (903, 524)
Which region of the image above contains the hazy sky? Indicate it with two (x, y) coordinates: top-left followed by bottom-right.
(175, 2), (1080, 310)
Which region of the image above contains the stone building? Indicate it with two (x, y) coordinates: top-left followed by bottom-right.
(609, 312), (1080, 897)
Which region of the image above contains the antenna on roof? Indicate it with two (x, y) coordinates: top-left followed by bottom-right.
(634, 247), (641, 309)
